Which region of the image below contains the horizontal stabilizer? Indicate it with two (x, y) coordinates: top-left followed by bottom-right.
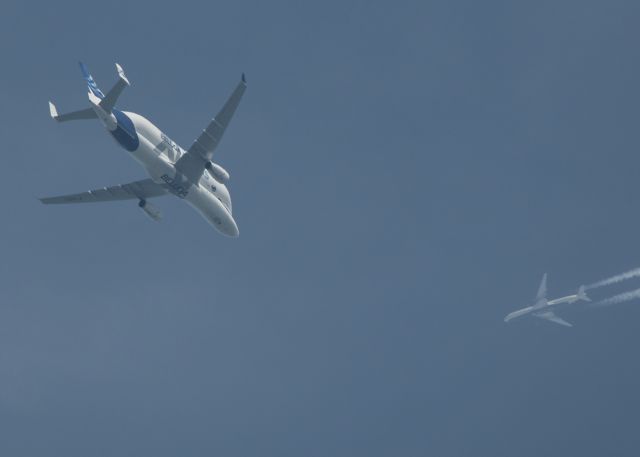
(100, 62), (130, 113)
(49, 101), (57, 118)
(116, 63), (129, 85)
(48, 101), (97, 122)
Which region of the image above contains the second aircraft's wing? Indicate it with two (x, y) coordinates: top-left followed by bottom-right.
(40, 178), (168, 204)
(536, 273), (548, 302)
(535, 311), (573, 327)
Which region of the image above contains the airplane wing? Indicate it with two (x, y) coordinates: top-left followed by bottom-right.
(536, 273), (548, 301)
(175, 75), (247, 181)
(40, 178), (168, 204)
(535, 311), (573, 327)
(188, 74), (247, 161)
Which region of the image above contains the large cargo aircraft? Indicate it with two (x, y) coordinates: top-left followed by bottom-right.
(43, 62), (246, 237)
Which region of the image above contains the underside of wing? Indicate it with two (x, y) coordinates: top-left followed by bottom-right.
(40, 178), (168, 204)
(188, 74), (246, 161)
(175, 75), (246, 182)
(535, 311), (573, 327)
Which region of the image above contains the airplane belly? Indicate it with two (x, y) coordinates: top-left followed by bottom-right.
(132, 134), (176, 181)
(185, 186), (239, 237)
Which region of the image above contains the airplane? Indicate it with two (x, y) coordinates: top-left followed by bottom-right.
(42, 62), (246, 237)
(504, 273), (590, 327)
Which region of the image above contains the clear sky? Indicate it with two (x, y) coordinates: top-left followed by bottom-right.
(2, 0), (640, 455)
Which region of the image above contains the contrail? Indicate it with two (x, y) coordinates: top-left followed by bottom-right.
(585, 268), (640, 290)
(594, 288), (640, 307)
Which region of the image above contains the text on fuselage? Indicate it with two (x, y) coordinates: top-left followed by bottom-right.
(158, 133), (182, 161)
(161, 174), (189, 198)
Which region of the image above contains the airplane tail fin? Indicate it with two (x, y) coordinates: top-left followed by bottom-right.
(577, 285), (591, 302)
(49, 62), (130, 123)
(79, 61), (106, 99)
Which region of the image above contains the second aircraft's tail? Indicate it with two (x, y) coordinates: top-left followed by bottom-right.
(577, 285), (591, 302)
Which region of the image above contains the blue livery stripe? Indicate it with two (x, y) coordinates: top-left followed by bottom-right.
(78, 61), (105, 99)
(110, 110), (139, 151)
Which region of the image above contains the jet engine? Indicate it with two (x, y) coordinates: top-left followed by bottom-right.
(138, 199), (162, 221)
(205, 161), (230, 182)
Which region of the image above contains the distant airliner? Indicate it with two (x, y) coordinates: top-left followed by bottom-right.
(504, 274), (590, 327)
(43, 62), (246, 237)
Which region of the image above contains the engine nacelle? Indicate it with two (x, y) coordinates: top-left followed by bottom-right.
(205, 161), (230, 182)
(138, 199), (162, 221)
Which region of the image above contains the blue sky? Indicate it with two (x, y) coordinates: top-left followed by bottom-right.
(2, 0), (640, 455)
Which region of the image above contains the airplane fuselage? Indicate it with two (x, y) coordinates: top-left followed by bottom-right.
(46, 63), (246, 236)
(503, 274), (588, 327)
(102, 106), (238, 236)
(504, 293), (580, 323)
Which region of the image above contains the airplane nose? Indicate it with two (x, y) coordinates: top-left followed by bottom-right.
(216, 215), (239, 237)
(225, 221), (239, 237)
(203, 192), (239, 237)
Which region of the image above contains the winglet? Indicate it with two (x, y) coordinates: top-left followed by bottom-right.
(241, 73), (246, 84)
(116, 63), (130, 86)
(48, 101), (59, 120)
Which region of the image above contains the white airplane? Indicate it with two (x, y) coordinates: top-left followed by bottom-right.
(42, 62), (246, 237)
(504, 274), (590, 327)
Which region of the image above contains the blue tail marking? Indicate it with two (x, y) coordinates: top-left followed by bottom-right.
(79, 61), (105, 99)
